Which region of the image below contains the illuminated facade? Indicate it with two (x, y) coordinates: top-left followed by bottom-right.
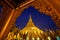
(5, 6), (60, 40)
(0, 0), (60, 40)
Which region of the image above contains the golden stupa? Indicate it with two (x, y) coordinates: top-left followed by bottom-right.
(20, 15), (44, 37)
(5, 15), (44, 40)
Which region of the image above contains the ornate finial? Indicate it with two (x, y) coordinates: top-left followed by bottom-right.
(28, 15), (33, 23)
(26, 15), (35, 27)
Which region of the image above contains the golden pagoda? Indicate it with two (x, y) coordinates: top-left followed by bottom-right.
(20, 15), (44, 37)
(0, 0), (60, 39)
(5, 15), (44, 40)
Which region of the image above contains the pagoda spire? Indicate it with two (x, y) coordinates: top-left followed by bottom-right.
(20, 15), (43, 36)
(26, 15), (35, 27)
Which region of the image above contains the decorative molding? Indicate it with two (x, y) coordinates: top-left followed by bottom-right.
(4, 0), (34, 9)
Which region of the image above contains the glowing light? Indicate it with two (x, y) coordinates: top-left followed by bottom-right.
(50, 30), (53, 33)
(26, 36), (29, 40)
(48, 36), (51, 40)
(13, 35), (16, 39)
(56, 36), (60, 40)
(32, 27), (35, 29)
(25, 30), (28, 34)
(32, 37), (35, 40)
(17, 33), (20, 39)
(37, 37), (40, 40)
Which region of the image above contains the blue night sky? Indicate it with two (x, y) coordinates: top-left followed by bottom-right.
(0, 5), (2, 13)
(15, 6), (59, 31)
